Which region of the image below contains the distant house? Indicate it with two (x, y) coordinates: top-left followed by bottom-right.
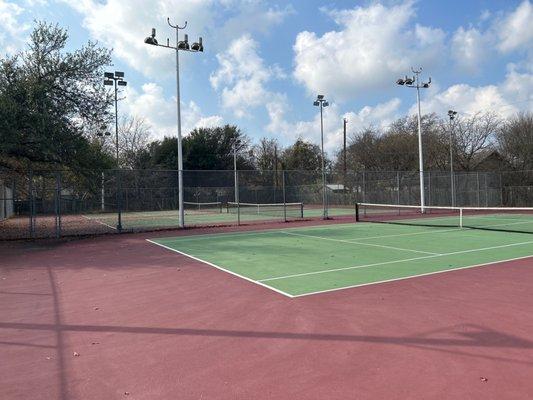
(472, 150), (512, 171)
(326, 184), (345, 193)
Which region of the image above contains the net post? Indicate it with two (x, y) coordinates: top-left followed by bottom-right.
(282, 170), (287, 222)
(355, 203), (360, 222)
(459, 208), (463, 228)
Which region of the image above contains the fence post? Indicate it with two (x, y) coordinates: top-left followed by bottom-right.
(236, 170), (240, 226)
(55, 171), (62, 238)
(476, 172), (481, 207)
(282, 170), (287, 222)
(29, 169), (35, 238)
(116, 169), (123, 232)
(101, 171), (105, 212)
(499, 172), (504, 206)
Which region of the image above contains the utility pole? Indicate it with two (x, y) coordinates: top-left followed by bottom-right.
(448, 110), (457, 207)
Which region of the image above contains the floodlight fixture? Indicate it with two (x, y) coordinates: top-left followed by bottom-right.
(448, 109), (457, 120)
(317, 94), (324, 100)
(115, 71), (124, 78)
(323, 101), (329, 107)
(104, 80), (113, 86)
(117, 81), (127, 86)
(396, 78), (405, 85)
(191, 37), (203, 52)
(104, 72), (114, 79)
(144, 28), (158, 45)
(313, 101), (320, 106)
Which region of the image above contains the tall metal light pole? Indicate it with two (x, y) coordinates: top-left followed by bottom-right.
(343, 117), (347, 189)
(313, 94), (329, 219)
(103, 71), (127, 166)
(104, 72), (127, 231)
(396, 68), (431, 212)
(448, 110), (458, 207)
(144, 22), (204, 228)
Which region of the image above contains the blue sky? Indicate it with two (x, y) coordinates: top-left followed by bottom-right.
(1, 0), (532, 153)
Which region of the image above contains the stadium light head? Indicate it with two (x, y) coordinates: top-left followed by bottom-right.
(191, 37), (203, 52)
(104, 72), (114, 79)
(104, 79), (113, 86)
(144, 28), (158, 45)
(404, 77), (414, 85)
(115, 71), (124, 78)
(313, 101), (320, 106)
(323, 101), (329, 107)
(448, 110), (457, 120)
(422, 82), (430, 88)
(317, 94), (324, 100)
(117, 80), (127, 86)
(396, 78), (405, 85)
(178, 34), (190, 50)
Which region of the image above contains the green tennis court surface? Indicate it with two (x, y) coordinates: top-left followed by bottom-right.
(149, 213), (533, 297)
(83, 206), (355, 229)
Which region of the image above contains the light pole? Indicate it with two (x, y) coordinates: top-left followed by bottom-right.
(103, 72), (127, 166)
(448, 110), (457, 207)
(397, 68), (431, 212)
(313, 94), (329, 219)
(343, 117), (347, 189)
(96, 123), (111, 213)
(144, 21), (204, 228)
(104, 72), (127, 231)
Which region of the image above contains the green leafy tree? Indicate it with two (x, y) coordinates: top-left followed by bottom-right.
(282, 138), (324, 171)
(0, 21), (113, 171)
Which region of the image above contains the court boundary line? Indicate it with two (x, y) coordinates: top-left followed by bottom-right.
(145, 239), (294, 298)
(82, 215), (117, 231)
(281, 231), (439, 255)
(291, 254), (533, 298)
(259, 239), (533, 282)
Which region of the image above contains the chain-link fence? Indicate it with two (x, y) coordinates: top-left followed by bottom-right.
(1, 167), (532, 240)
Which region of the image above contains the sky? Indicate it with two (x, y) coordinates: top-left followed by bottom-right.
(1, 0), (532, 154)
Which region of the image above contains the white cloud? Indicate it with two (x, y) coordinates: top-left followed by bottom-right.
(451, 27), (488, 73)
(292, 2), (446, 100)
(497, 0), (533, 54)
(123, 83), (223, 140)
(210, 33), (285, 118)
(0, 0), (31, 54)
(411, 65), (533, 118)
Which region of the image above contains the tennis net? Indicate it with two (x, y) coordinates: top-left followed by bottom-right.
(227, 202), (304, 219)
(183, 201), (223, 214)
(355, 203), (533, 234)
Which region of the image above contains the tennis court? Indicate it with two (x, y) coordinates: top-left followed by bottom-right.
(149, 204), (533, 297)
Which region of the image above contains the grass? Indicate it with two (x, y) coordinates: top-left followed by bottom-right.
(149, 213), (533, 297)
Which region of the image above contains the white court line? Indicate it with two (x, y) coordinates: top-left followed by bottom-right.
(281, 231), (439, 255)
(292, 254), (533, 298)
(259, 239), (533, 282)
(82, 215), (117, 230)
(145, 239), (294, 298)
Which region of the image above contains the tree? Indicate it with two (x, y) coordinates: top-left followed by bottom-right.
(0, 21), (113, 171)
(282, 138), (324, 171)
(452, 112), (500, 171)
(148, 125), (254, 170)
(254, 138), (281, 171)
(117, 116), (151, 168)
(497, 112), (533, 170)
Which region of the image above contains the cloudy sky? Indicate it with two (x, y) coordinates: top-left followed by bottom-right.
(1, 0), (532, 152)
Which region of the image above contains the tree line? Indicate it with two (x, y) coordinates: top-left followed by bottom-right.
(1, 22), (532, 177)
